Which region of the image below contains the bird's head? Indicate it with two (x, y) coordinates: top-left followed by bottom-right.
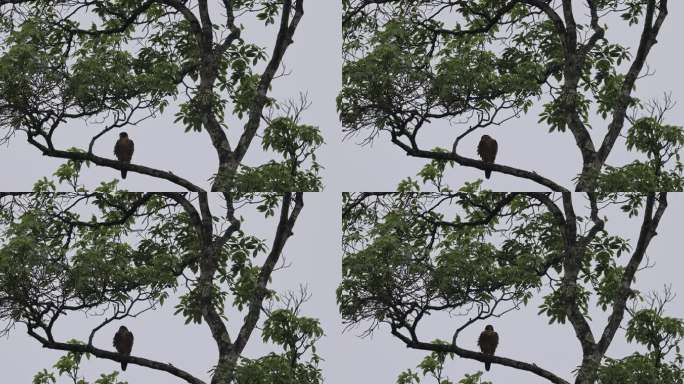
(119, 325), (128, 332)
(119, 132), (128, 138)
(482, 134), (492, 140)
(485, 324), (494, 331)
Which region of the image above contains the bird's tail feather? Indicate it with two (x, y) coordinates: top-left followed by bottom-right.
(121, 169), (127, 179)
(122, 361), (127, 371)
(485, 361), (491, 371)
(485, 169), (491, 179)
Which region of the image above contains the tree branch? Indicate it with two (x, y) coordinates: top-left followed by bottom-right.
(596, 0), (669, 168)
(27, 327), (206, 384)
(395, 139), (569, 191)
(597, 192), (668, 355)
(392, 329), (570, 384)
(26, 137), (205, 192)
(231, 192), (304, 355)
(234, 0), (305, 163)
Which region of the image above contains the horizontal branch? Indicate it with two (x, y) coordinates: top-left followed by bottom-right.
(426, 2), (519, 37)
(27, 328), (206, 384)
(26, 136), (205, 192)
(58, 0), (156, 36)
(426, 192), (520, 228)
(392, 329), (570, 384)
(52, 193), (154, 228)
(391, 137), (569, 192)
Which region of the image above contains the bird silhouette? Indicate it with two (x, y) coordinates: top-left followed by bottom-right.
(113, 325), (134, 371)
(478, 324), (499, 371)
(114, 132), (134, 179)
(477, 135), (498, 179)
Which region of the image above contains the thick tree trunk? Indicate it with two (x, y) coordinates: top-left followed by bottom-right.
(211, 353), (240, 384)
(574, 355), (601, 384)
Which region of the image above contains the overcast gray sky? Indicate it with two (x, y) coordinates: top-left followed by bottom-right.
(0, 1), (683, 384)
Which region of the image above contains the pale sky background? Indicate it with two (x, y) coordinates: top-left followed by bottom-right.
(0, 1), (683, 384)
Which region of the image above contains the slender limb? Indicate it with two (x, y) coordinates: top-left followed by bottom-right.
(597, 192), (668, 355)
(234, 0), (305, 163)
(594, 0), (669, 178)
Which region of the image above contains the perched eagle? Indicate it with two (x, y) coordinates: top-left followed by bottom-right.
(114, 132), (134, 179)
(477, 135), (498, 179)
(478, 324), (499, 371)
(113, 325), (134, 371)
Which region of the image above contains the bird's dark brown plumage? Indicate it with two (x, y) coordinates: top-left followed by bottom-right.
(477, 135), (498, 179)
(113, 325), (134, 371)
(114, 132), (134, 179)
(478, 324), (499, 371)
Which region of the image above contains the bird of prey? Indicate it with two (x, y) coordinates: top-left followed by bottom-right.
(114, 132), (134, 179)
(478, 324), (499, 371)
(113, 325), (134, 371)
(477, 135), (498, 179)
